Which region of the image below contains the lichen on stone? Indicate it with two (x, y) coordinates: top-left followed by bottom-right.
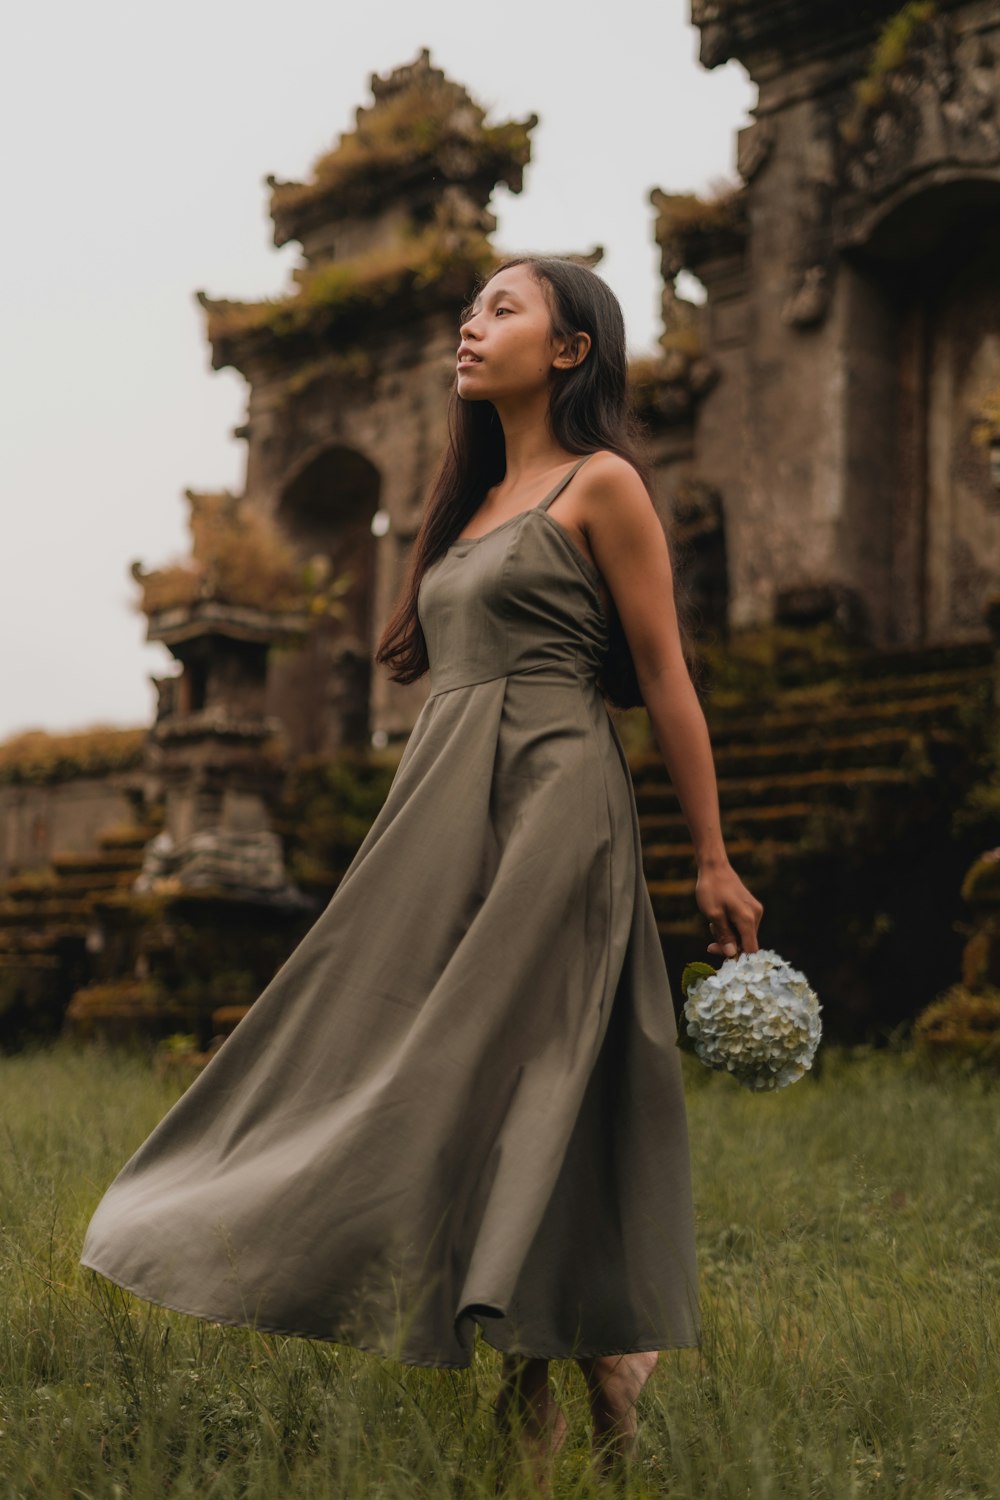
(198, 225), (497, 355)
(839, 0), (939, 147)
(266, 49), (534, 227)
(649, 183), (748, 280)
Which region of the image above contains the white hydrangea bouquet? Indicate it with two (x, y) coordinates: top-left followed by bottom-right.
(680, 949), (822, 1091)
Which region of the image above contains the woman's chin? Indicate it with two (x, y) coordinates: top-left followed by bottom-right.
(456, 381), (495, 402)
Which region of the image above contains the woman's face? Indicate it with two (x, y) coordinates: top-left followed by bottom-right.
(456, 264), (563, 404)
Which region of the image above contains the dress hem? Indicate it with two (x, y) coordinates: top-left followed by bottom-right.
(79, 1259), (700, 1369)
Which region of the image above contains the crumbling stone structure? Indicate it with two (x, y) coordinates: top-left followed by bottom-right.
(196, 48), (536, 751)
(660, 0), (1000, 646)
(131, 490), (312, 902)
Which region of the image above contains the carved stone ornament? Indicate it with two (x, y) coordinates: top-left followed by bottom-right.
(781, 263), (833, 330)
(780, 126), (840, 330)
(836, 14), (1000, 216)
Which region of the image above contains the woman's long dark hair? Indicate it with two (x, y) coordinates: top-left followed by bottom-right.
(375, 254), (695, 709)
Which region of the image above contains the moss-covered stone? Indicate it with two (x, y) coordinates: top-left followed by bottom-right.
(133, 490), (334, 617)
(0, 726), (145, 786)
(65, 977), (173, 1034)
(279, 751), (399, 892)
(199, 227), (497, 359)
(839, 1), (939, 147)
(650, 185), (748, 273)
(269, 75), (533, 223)
(697, 621), (859, 701)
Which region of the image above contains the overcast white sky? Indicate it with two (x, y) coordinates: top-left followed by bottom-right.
(1, 1), (754, 743)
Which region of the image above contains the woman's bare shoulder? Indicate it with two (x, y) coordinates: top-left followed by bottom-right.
(578, 451), (655, 530)
(580, 449), (640, 481)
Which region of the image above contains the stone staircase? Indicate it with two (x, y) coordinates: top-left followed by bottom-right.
(0, 818), (159, 1040)
(0, 639), (994, 1047)
(630, 641), (995, 947)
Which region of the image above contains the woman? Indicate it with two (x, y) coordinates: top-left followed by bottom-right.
(80, 255), (762, 1487)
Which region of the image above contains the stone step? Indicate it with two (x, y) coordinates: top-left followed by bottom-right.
(642, 836), (800, 881)
(647, 874), (697, 904)
(702, 638), (990, 688)
(97, 824), (157, 853)
(835, 641), (991, 680)
(639, 801), (818, 841)
(658, 914), (703, 942)
(0, 951), (61, 975)
(635, 764), (912, 815)
(4, 870), (134, 903)
(0, 898), (93, 930)
(50, 850), (145, 877)
(632, 727), (957, 794)
(703, 689), (981, 745)
(0, 942), (60, 966)
(0, 933), (60, 957)
(702, 660), (991, 715)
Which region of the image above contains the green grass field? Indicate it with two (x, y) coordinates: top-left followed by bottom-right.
(1, 1041), (997, 1499)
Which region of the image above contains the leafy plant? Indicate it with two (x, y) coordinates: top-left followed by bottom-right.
(912, 984), (1000, 1070)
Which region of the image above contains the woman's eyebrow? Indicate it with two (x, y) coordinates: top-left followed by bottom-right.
(471, 286), (521, 313)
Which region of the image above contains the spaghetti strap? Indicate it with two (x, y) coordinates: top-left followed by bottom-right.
(537, 454), (593, 511)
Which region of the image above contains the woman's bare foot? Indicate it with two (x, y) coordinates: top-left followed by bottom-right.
(576, 1350), (659, 1476)
(493, 1355), (568, 1494)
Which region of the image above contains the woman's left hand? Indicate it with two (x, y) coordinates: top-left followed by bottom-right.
(694, 859), (764, 959)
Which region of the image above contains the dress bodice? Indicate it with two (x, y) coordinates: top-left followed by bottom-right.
(417, 493), (610, 698)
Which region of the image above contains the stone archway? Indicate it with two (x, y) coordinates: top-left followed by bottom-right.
(267, 446), (381, 754)
(841, 176), (1000, 647)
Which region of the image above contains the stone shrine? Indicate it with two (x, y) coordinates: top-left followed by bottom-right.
(195, 48), (537, 752)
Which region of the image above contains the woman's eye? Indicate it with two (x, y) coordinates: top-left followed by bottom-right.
(495, 307), (512, 316)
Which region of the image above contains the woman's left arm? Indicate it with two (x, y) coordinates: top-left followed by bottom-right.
(583, 455), (764, 958)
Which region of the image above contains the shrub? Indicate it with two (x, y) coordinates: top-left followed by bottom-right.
(912, 984), (1000, 1071)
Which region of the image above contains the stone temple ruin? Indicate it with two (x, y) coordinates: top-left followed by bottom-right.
(197, 48), (537, 755)
(2, 6), (1000, 1054)
(677, 0), (1000, 647)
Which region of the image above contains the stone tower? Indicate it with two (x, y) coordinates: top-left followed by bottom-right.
(659, 0), (1000, 646)
(196, 49), (536, 750)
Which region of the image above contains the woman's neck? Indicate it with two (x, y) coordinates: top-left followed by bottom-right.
(492, 397), (570, 487)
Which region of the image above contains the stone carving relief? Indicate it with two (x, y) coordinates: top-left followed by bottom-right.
(779, 13), (1000, 329)
(836, 14), (1000, 211)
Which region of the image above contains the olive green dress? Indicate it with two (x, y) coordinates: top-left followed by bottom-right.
(79, 454), (700, 1368)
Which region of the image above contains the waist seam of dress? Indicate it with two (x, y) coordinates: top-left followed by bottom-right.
(427, 661), (597, 698)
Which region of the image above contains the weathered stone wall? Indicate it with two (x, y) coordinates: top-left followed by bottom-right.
(0, 779), (134, 882)
(239, 312), (457, 745)
(687, 0), (1000, 648)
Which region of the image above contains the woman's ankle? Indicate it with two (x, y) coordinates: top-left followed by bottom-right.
(579, 1350), (659, 1458)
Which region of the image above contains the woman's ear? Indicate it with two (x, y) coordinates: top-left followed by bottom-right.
(551, 331), (592, 370)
